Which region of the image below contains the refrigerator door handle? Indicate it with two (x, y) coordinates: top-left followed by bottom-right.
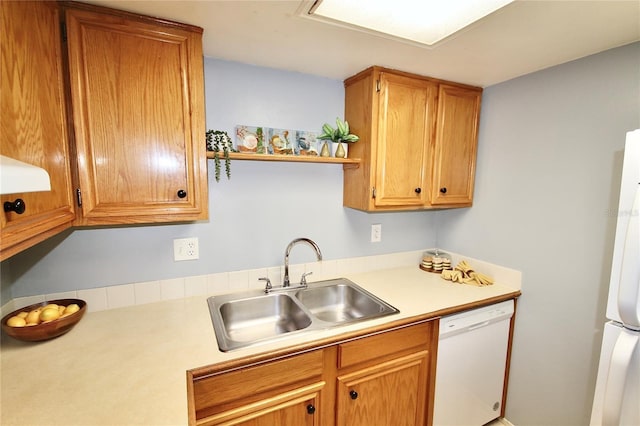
(602, 329), (638, 425)
(617, 184), (640, 328)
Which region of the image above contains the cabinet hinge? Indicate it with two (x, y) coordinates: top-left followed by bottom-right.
(376, 80), (381, 93)
(61, 22), (67, 42)
(372, 187), (377, 198)
(76, 189), (82, 207)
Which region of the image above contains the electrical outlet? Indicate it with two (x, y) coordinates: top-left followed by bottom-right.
(173, 237), (199, 261)
(371, 224), (382, 243)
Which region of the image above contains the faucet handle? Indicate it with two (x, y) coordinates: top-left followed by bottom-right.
(300, 272), (313, 286)
(258, 277), (272, 293)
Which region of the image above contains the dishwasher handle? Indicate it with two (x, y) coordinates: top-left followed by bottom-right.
(467, 320), (491, 331)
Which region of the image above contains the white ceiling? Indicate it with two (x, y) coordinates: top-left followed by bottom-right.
(87, 0), (639, 88)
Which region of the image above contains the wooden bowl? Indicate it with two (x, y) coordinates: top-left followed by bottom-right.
(1, 299), (86, 342)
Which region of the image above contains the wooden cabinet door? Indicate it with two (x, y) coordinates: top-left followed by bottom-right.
(336, 351), (430, 426)
(189, 350), (325, 426)
(374, 72), (437, 207)
(431, 84), (481, 206)
(217, 388), (321, 426)
(64, 5), (208, 225)
(0, 0), (75, 260)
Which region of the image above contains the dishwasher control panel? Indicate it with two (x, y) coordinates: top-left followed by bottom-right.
(439, 299), (514, 338)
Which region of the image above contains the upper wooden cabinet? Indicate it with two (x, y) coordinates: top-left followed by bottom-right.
(431, 84), (481, 206)
(64, 2), (208, 225)
(343, 66), (482, 211)
(0, 1), (76, 261)
(1, 1), (208, 260)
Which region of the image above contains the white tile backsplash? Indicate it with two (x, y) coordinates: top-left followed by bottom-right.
(78, 287), (108, 312)
(12, 294), (46, 310)
(106, 284), (135, 309)
(228, 270), (249, 291)
(160, 277), (185, 300)
(207, 272), (229, 294)
(335, 257), (357, 275)
(134, 280), (162, 305)
(318, 259), (337, 279)
(4, 250), (522, 313)
(185, 275), (208, 297)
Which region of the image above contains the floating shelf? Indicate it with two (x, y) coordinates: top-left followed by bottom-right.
(206, 152), (361, 167)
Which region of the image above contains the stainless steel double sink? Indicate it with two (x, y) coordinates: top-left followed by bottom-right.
(207, 278), (399, 351)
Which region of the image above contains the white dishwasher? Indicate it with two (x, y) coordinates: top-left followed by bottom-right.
(433, 300), (514, 426)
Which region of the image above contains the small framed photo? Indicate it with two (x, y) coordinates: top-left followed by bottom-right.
(295, 131), (319, 156)
(266, 128), (295, 155)
(235, 125), (267, 154)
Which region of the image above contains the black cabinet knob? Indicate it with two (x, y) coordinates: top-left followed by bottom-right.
(439, 187), (447, 194)
(306, 404), (316, 414)
(414, 188), (421, 194)
(177, 189), (187, 198)
(4, 199), (26, 214)
(349, 390), (358, 400)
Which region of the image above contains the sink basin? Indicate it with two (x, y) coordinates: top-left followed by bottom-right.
(295, 281), (397, 323)
(208, 278), (399, 351)
(211, 293), (312, 349)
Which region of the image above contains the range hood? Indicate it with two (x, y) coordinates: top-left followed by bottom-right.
(0, 155), (52, 195)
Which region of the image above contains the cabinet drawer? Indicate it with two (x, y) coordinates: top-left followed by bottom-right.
(338, 322), (432, 369)
(192, 349), (324, 419)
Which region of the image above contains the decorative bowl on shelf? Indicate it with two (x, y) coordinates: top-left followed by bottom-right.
(1, 299), (87, 342)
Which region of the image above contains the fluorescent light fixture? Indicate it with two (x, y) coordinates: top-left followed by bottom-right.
(0, 155), (51, 195)
(307, 0), (514, 46)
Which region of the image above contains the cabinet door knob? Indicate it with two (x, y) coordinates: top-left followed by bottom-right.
(177, 189), (187, 198)
(439, 187), (447, 194)
(414, 187), (421, 194)
(349, 390), (358, 400)
(4, 199), (26, 214)
(306, 404), (316, 414)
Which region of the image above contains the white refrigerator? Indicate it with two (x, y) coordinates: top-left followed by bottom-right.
(590, 129), (640, 426)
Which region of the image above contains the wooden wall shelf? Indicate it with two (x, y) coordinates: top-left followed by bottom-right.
(206, 152), (361, 166)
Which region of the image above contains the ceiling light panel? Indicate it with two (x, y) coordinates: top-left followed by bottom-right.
(309, 0), (514, 46)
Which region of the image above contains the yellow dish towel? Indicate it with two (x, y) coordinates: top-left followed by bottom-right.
(441, 260), (494, 286)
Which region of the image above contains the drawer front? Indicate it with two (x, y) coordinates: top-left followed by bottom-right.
(192, 350), (324, 417)
(338, 322), (432, 369)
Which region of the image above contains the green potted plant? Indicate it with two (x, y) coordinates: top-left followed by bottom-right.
(206, 130), (233, 182)
(317, 117), (359, 158)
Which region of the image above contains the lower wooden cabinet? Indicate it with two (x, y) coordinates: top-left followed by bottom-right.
(187, 320), (437, 426)
(189, 350), (326, 426)
(336, 352), (429, 426)
(212, 382), (323, 426)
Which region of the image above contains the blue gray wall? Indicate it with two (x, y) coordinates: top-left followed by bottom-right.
(437, 41), (640, 425)
(1, 57), (437, 301)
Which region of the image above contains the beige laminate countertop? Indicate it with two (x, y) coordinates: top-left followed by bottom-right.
(0, 266), (520, 426)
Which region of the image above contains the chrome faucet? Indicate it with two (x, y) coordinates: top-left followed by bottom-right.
(283, 238), (323, 287)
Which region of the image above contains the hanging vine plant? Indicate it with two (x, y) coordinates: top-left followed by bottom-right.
(206, 130), (233, 182)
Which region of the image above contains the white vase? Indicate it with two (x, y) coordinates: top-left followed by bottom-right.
(331, 142), (348, 158)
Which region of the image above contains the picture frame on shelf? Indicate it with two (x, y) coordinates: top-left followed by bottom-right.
(235, 125), (266, 154)
(295, 130), (319, 156)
